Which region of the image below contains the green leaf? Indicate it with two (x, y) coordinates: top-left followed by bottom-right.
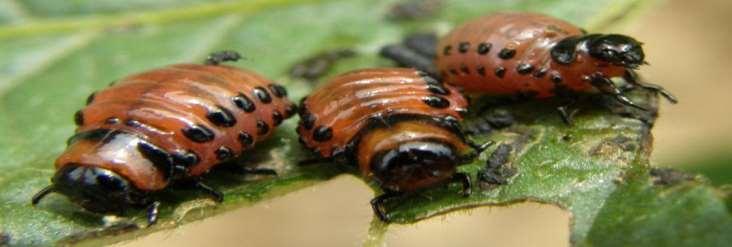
(0, 0), (729, 246)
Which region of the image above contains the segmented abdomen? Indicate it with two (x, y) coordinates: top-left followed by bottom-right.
(436, 12), (592, 98)
(297, 68), (468, 158)
(57, 64), (295, 190)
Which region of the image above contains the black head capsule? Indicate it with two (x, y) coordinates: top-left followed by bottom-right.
(32, 165), (148, 214)
(586, 34), (645, 68)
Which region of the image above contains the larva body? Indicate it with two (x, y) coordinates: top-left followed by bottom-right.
(32, 52), (295, 223)
(297, 68), (486, 221)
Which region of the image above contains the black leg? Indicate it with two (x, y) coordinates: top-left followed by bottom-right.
(460, 140), (494, 162)
(379, 44), (439, 77)
(451, 172), (472, 197)
(195, 181), (224, 203)
(590, 73), (647, 111)
(556, 98), (580, 125)
(146, 201), (161, 226)
(624, 69), (678, 104)
(370, 191), (402, 222)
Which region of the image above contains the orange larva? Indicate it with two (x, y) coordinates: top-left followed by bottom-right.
(297, 68), (489, 221)
(382, 12), (677, 123)
(31, 51), (296, 224)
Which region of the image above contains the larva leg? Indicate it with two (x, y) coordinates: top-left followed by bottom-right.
(590, 73), (647, 111)
(556, 98), (580, 125)
(451, 172), (472, 197)
(194, 181), (224, 203)
(379, 44), (439, 77)
(145, 201), (161, 225)
(624, 69), (678, 104)
(370, 191), (403, 222)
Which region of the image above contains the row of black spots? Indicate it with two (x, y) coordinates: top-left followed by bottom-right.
(443, 41), (495, 56)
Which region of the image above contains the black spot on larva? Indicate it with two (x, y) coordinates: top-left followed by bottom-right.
(284, 104), (297, 117)
(232, 93), (256, 112)
(427, 84), (449, 95)
(269, 83), (288, 98)
(182, 124), (215, 143)
(498, 48), (516, 59)
(207, 106), (237, 127)
(516, 63), (534, 74)
(238, 131), (254, 149)
(449, 68), (459, 76)
(443, 45), (452, 56)
(253, 86), (272, 103)
(137, 141), (173, 178)
(495, 67), (506, 78)
(172, 150), (199, 167)
(458, 42), (470, 53)
(215, 146), (233, 161)
(550, 72), (563, 84)
(313, 126), (333, 142)
(423, 95), (450, 108)
(125, 119), (142, 128)
(86, 92), (96, 105)
(301, 111), (315, 130)
(477, 42), (492, 55)
(256, 120), (269, 135)
(74, 110), (84, 126)
(460, 64), (470, 74)
(533, 67), (548, 78)
(477, 65), (486, 76)
(272, 111), (284, 126)
(105, 117), (120, 125)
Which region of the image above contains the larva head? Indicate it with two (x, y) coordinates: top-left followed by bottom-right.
(586, 34), (645, 69)
(370, 141), (459, 192)
(32, 165), (148, 214)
